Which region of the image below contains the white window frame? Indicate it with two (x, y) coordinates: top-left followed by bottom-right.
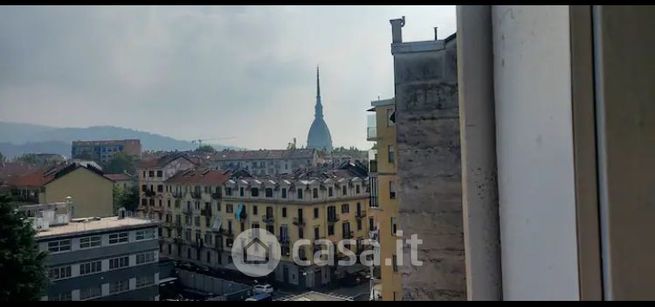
(47, 239), (71, 253)
(79, 236), (102, 249)
(108, 232), (129, 245)
(135, 229), (155, 241)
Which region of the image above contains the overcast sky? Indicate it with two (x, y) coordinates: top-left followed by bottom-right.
(0, 5), (456, 150)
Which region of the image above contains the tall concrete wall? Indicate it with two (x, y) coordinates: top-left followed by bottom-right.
(393, 37), (465, 300)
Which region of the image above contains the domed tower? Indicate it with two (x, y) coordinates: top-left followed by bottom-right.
(306, 66), (333, 152)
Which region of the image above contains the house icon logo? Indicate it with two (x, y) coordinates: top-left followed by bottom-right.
(232, 228), (281, 277)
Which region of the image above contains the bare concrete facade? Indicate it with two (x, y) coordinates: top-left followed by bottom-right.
(390, 18), (465, 300)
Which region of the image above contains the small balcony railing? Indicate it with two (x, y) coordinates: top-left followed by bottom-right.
(292, 217), (305, 226)
(327, 215), (339, 223)
(144, 190), (156, 197)
(355, 210), (367, 219)
(211, 192), (221, 200)
(191, 191), (202, 199)
(262, 215), (274, 224)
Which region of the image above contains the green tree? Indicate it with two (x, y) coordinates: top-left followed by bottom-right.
(196, 144), (216, 153)
(0, 194), (48, 301)
(103, 152), (136, 174)
(117, 185), (139, 212)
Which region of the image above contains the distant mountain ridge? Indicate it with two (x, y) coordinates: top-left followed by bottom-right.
(0, 121), (239, 159)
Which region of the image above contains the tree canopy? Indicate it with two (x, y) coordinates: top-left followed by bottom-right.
(103, 152), (136, 174)
(0, 194), (48, 301)
(195, 144), (217, 153)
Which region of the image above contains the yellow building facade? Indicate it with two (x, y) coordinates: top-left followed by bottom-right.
(40, 166), (114, 218)
(368, 98), (401, 300)
(149, 165), (373, 289)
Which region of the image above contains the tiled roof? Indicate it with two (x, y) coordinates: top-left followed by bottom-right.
(7, 162), (110, 188)
(105, 173), (132, 182)
(225, 161), (368, 186)
(214, 149), (316, 161)
(165, 168), (231, 186)
(0, 162), (40, 182)
(138, 152), (195, 169)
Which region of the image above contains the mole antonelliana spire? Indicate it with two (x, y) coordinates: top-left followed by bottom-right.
(306, 66), (333, 152)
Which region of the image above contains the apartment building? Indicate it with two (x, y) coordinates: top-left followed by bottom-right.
(156, 162), (372, 289)
(71, 139), (141, 164)
(137, 153), (196, 218)
(211, 149), (319, 176)
(21, 203), (160, 301)
(366, 97), (400, 301)
(8, 162), (114, 218)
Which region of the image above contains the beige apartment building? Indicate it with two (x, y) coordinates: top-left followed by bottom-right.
(367, 97), (401, 300)
(137, 153), (196, 219)
(8, 162), (114, 218)
(150, 162), (372, 289)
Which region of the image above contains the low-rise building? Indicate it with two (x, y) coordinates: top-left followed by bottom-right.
(137, 153), (196, 219)
(72, 139), (141, 164)
(21, 203), (160, 301)
(7, 162), (115, 218)
(106, 173), (136, 193)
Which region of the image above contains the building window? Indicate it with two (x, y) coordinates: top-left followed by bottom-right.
(239, 187), (244, 197)
(195, 216), (200, 227)
(265, 188), (273, 198)
(328, 187), (333, 197)
(328, 224), (334, 236)
(390, 180), (397, 199)
(282, 207), (287, 218)
(314, 227), (320, 240)
(79, 260), (102, 275)
(109, 256), (129, 270)
(357, 219), (362, 231)
(341, 204), (349, 214)
(148, 171), (154, 177)
(226, 204), (233, 213)
(80, 285), (102, 300)
(79, 236), (101, 249)
(342, 186), (347, 195)
(157, 170), (163, 177)
(142, 185), (147, 192)
(369, 218), (375, 231)
(136, 251), (156, 264)
(206, 251), (211, 264)
(387, 108), (395, 127)
(298, 227), (304, 239)
(251, 188), (259, 197)
(225, 187), (232, 196)
(109, 232), (129, 244)
(253, 205), (258, 216)
(47, 239), (71, 253)
(135, 229), (155, 241)
(141, 198), (147, 206)
(252, 223), (260, 229)
(136, 275), (155, 288)
(312, 188), (318, 199)
(51, 291), (72, 301)
(392, 254), (398, 272)
(109, 280), (130, 294)
(297, 189), (303, 199)
(356, 185), (360, 194)
(313, 208), (319, 219)
(48, 265), (72, 281)
(388, 145), (395, 164)
(391, 217), (397, 236)
(281, 188), (287, 198)
(157, 185), (163, 192)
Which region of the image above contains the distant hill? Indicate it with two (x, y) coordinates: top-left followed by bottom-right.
(0, 121), (238, 159)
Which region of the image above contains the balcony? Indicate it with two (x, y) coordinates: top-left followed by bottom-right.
(172, 191), (184, 198)
(343, 231), (354, 239)
(191, 191), (202, 199)
(262, 215), (274, 224)
(356, 210), (367, 219)
(211, 192), (221, 200)
(369, 160), (378, 173)
(367, 114), (377, 141)
(292, 217), (305, 226)
(327, 215), (339, 223)
(144, 190), (156, 197)
(182, 206), (192, 215)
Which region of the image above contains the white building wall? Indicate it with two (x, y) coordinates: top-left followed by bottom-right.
(492, 5), (580, 300)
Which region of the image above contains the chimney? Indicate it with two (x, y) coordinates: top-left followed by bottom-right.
(434, 27), (438, 40)
(390, 16), (406, 43)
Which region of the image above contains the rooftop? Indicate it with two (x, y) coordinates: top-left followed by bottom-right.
(214, 148), (316, 161)
(105, 173), (133, 182)
(35, 216), (158, 239)
(165, 168), (231, 185)
(7, 161), (111, 188)
(138, 152), (195, 169)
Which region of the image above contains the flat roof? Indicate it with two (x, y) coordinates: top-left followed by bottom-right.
(282, 291), (353, 301)
(371, 98), (394, 107)
(35, 216), (158, 239)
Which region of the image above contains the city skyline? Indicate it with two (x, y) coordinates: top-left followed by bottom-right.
(0, 6), (456, 150)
